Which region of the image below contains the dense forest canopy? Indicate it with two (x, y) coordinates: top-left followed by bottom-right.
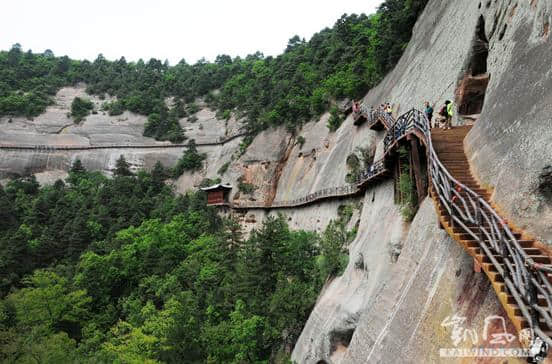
(0, 0), (428, 140)
(0, 162), (354, 362)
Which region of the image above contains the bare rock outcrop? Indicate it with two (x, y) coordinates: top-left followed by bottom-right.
(293, 198), (524, 364)
(0, 84), (243, 179)
(464, 0), (552, 245)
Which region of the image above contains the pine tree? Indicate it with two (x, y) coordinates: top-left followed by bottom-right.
(70, 159), (86, 174)
(151, 161), (168, 193)
(114, 155), (132, 177)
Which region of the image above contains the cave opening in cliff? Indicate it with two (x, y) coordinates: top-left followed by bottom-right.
(329, 327), (355, 356)
(538, 165), (552, 204)
(472, 16), (489, 76)
(457, 15), (490, 117)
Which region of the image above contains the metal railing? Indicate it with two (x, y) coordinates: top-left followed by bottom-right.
(382, 107), (552, 350)
(231, 185), (361, 209)
(231, 108), (394, 209)
(370, 106), (395, 130)
(382, 108), (427, 152)
(356, 157), (387, 185)
(0, 131), (248, 151)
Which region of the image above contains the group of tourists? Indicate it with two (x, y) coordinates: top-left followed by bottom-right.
(424, 100), (453, 129)
(351, 99), (453, 130)
(351, 100), (394, 118)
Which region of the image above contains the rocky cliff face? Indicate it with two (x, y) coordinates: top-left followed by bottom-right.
(293, 197), (526, 364)
(464, 0), (552, 246)
(362, 0), (552, 246)
(1, 0), (550, 362)
(0, 83), (377, 233)
(294, 0), (552, 362)
(0, 84), (244, 185)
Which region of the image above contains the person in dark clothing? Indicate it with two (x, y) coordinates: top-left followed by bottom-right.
(352, 100), (360, 113)
(437, 103), (448, 129)
(424, 101), (433, 126)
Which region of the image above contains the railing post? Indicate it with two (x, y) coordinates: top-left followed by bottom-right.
(450, 193), (455, 229)
(525, 266), (539, 329)
(410, 138), (425, 205)
(475, 198), (482, 228)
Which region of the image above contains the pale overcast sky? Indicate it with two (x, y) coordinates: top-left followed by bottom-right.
(1, 0), (383, 64)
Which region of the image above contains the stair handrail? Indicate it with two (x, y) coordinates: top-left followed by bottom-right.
(359, 104), (394, 130)
(373, 107), (395, 129)
(379, 107), (552, 347)
(356, 158), (387, 185)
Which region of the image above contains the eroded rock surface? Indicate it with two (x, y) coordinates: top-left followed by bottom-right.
(293, 198), (525, 364)
(464, 0), (552, 245)
(0, 85), (244, 179)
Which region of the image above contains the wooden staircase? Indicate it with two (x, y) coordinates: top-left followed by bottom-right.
(430, 125), (552, 344)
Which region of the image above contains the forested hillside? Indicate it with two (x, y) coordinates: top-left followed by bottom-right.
(0, 0), (427, 140)
(0, 160), (354, 362)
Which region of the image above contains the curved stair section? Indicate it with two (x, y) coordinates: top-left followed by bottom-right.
(381, 108), (552, 355)
(353, 104), (394, 131)
(430, 126), (552, 351)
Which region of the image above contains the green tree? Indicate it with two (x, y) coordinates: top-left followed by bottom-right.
(317, 220), (350, 281)
(13, 332), (80, 364)
(98, 321), (161, 364)
(7, 270), (91, 334)
(114, 155), (132, 177)
(172, 140), (206, 177)
(69, 159), (86, 174)
(150, 161), (169, 193)
(70, 97), (94, 122)
(327, 106), (344, 132)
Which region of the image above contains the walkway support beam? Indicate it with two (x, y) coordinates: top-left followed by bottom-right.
(409, 136), (425, 205)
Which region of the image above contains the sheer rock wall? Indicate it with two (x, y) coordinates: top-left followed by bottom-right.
(294, 0), (552, 362)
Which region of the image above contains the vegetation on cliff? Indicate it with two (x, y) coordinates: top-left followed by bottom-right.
(172, 140), (207, 177)
(0, 0), (428, 138)
(70, 96), (94, 122)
